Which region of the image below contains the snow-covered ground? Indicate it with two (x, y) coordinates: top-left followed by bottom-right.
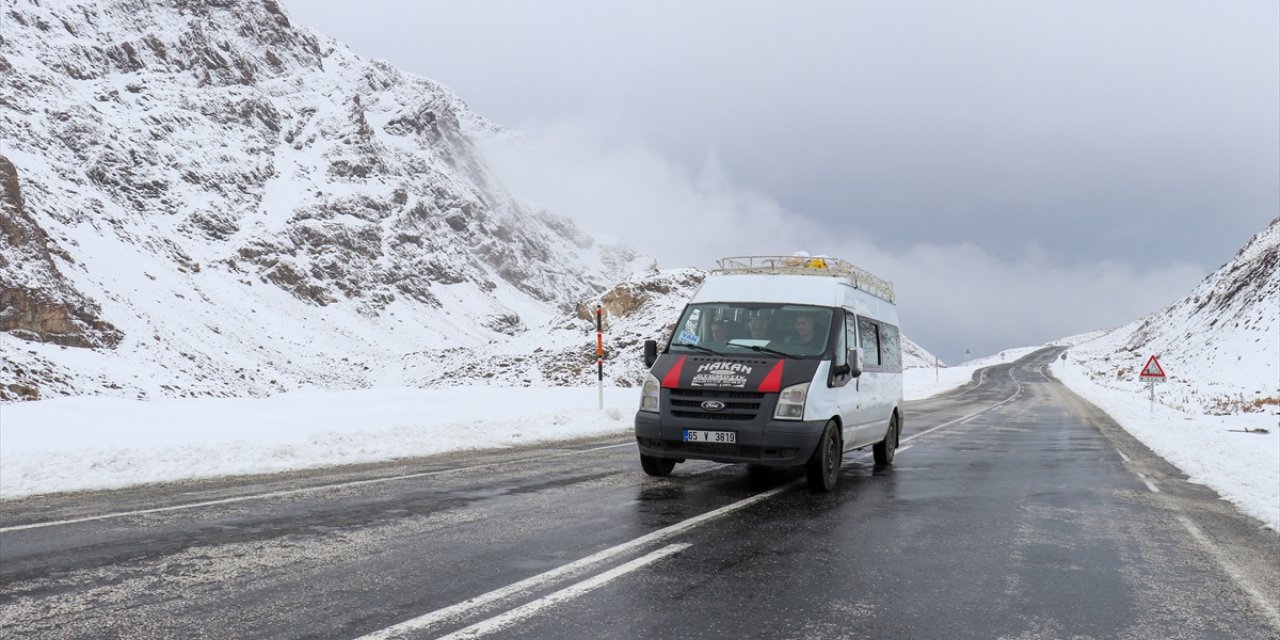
(1053, 336), (1279, 532)
(0, 387), (637, 499)
(3, 346), (1275, 532)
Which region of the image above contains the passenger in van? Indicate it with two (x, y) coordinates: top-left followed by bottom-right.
(708, 320), (733, 344)
(747, 315), (771, 340)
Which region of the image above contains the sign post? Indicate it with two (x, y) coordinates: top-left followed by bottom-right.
(1138, 355), (1167, 414)
(596, 305), (604, 410)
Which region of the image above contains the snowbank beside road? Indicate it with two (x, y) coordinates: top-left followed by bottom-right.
(1052, 352), (1279, 531)
(0, 388), (637, 500)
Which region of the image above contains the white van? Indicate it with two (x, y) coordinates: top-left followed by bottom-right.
(635, 256), (904, 491)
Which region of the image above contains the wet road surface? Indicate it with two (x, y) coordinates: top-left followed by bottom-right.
(2, 348), (1277, 639)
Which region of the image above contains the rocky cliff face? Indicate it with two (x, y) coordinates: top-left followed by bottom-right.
(0, 0), (645, 400)
(0, 156), (122, 353)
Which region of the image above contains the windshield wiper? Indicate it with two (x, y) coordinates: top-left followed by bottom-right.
(670, 343), (724, 356)
(745, 344), (799, 360)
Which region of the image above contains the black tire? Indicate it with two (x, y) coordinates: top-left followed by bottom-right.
(805, 420), (841, 492)
(640, 454), (676, 477)
(873, 412), (899, 465)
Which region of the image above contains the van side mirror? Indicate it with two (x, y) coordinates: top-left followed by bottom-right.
(849, 347), (864, 378)
(643, 339), (658, 368)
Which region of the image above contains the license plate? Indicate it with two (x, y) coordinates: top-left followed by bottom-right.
(683, 429), (736, 444)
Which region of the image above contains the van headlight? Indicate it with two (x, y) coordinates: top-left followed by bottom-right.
(773, 382), (808, 420)
(639, 373), (660, 412)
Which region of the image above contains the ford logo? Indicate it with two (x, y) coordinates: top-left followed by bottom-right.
(701, 400), (726, 412)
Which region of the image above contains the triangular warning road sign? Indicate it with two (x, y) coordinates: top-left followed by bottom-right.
(1139, 355), (1166, 379)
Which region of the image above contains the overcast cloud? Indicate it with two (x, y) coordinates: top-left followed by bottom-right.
(286, 1), (1277, 361)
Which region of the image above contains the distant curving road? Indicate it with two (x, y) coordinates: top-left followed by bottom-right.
(2, 347), (1277, 639)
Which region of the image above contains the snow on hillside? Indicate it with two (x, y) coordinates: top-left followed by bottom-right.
(1061, 218), (1278, 416)
(0, 0), (646, 402)
(1048, 218), (1280, 529)
(902, 336), (944, 369)
(409, 268), (706, 389)
(0, 1), (948, 404)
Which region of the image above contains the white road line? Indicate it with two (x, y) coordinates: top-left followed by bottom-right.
(351, 485), (790, 640)
(1115, 448), (1132, 463)
(1173, 515), (1280, 629)
(900, 371), (1023, 447)
(1136, 473), (1160, 493)
(939, 368), (988, 401)
(0, 442), (635, 533)
(429, 543), (690, 640)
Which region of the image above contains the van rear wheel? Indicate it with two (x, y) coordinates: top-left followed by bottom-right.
(873, 412), (899, 465)
(640, 454), (676, 477)
(805, 420), (841, 492)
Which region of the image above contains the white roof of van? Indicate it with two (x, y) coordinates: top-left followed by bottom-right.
(713, 256), (895, 303)
(692, 257), (900, 325)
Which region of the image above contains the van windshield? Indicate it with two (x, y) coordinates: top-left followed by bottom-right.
(668, 303), (834, 358)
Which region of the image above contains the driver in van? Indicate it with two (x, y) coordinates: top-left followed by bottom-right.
(747, 314), (771, 340)
(708, 320), (732, 344)
(787, 313), (821, 348)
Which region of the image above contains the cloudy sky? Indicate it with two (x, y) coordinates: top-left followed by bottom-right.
(287, 1), (1278, 362)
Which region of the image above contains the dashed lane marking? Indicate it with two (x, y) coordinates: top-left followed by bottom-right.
(350, 485), (794, 639)
(369, 544), (692, 640)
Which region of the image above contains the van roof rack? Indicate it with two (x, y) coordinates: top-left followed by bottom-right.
(713, 255), (896, 303)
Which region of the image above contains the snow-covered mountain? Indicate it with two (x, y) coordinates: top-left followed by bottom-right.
(1062, 217), (1279, 415)
(0, 0), (649, 401)
(901, 337), (943, 369)
(0, 1), (947, 403)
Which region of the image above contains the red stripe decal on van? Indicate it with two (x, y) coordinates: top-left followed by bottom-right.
(661, 356), (687, 388)
(757, 360), (784, 393)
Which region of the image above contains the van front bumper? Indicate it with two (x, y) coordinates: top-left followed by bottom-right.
(634, 410), (827, 466)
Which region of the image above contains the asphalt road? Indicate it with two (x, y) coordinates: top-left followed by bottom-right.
(2, 348), (1277, 639)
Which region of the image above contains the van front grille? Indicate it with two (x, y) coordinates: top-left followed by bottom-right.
(667, 388), (767, 422)
(671, 411), (755, 421)
(670, 399), (760, 411)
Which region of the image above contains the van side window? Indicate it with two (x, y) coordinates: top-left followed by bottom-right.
(683, 309), (702, 336)
(858, 316), (882, 366)
(881, 323), (902, 370)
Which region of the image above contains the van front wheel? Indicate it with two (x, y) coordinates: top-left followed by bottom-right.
(805, 420), (841, 492)
(640, 454), (676, 477)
